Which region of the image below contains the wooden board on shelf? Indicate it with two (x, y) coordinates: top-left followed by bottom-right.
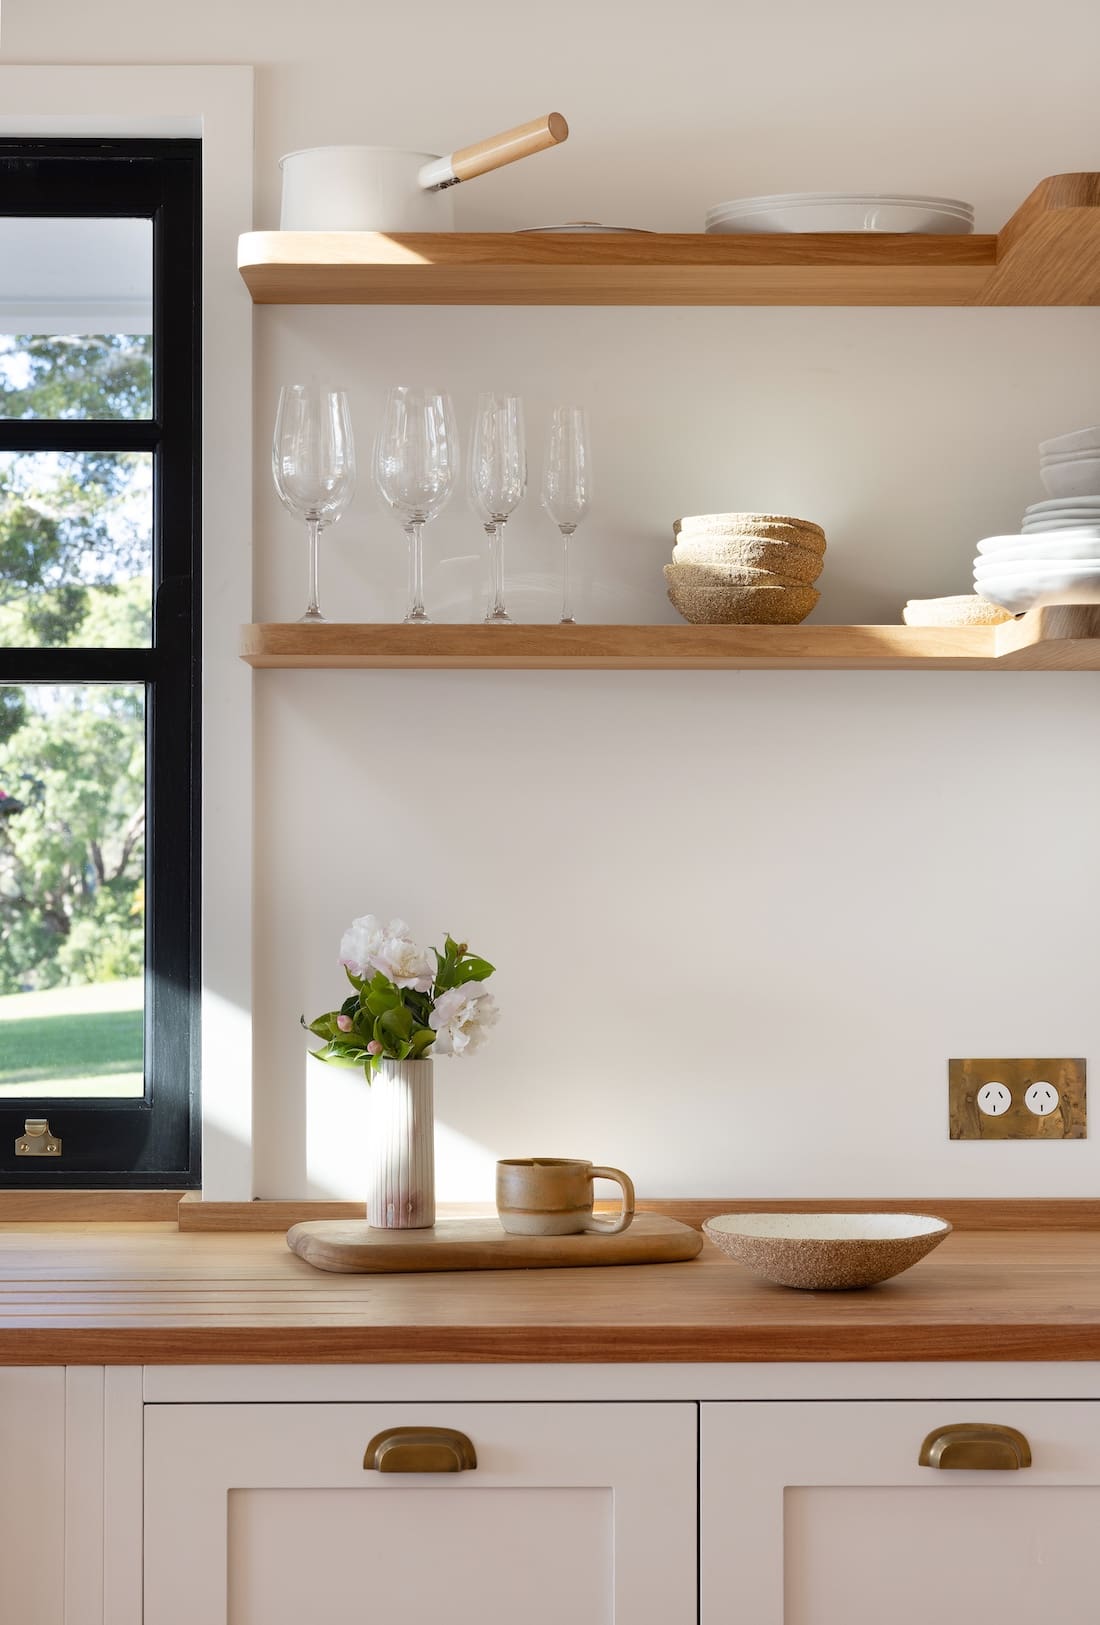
(238, 174), (1100, 307)
(239, 607), (1100, 672)
(286, 1213), (703, 1273)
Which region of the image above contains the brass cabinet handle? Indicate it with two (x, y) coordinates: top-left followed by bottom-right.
(919, 1423), (1032, 1471)
(364, 1426), (477, 1473)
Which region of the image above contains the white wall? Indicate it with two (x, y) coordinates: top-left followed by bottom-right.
(7, 0), (1100, 1198)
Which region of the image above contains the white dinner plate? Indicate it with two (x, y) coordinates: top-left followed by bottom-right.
(1024, 495), (1100, 511)
(1022, 519), (1100, 533)
(975, 565), (1100, 613)
(974, 535), (1100, 564)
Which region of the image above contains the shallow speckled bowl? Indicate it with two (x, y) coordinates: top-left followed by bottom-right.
(702, 1211), (952, 1290)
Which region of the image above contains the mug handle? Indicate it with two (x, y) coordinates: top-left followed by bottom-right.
(583, 1167), (636, 1236)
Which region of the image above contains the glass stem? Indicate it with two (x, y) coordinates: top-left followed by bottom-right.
(485, 520), (511, 624)
(406, 521), (429, 623)
(559, 525), (577, 624)
(303, 516), (324, 623)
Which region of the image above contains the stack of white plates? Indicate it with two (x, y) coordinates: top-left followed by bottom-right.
(705, 192), (975, 235)
(1022, 497), (1100, 533)
(974, 531), (1100, 615)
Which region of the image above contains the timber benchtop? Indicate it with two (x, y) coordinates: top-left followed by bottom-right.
(3, 1220), (1100, 1363)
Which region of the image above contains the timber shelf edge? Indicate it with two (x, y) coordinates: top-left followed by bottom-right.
(240, 607), (1100, 671)
(238, 174), (1100, 307)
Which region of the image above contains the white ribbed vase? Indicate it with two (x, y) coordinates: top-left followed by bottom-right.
(367, 1058), (436, 1229)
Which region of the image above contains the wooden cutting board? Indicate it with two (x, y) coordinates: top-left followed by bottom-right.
(286, 1212), (703, 1274)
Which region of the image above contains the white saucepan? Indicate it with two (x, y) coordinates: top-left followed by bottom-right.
(280, 113), (569, 231)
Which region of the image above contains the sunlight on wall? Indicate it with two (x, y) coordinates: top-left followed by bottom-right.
(305, 1058), (493, 1201)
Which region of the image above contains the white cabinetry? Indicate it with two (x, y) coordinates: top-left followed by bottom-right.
(0, 1368), (65, 1625)
(144, 1400), (697, 1625)
(702, 1400), (1100, 1625)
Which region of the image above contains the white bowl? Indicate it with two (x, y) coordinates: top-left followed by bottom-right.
(975, 564), (1100, 613)
(1039, 460), (1100, 499)
(977, 534), (1100, 563)
(1039, 427), (1100, 457)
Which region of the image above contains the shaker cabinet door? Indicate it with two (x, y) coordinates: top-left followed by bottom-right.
(144, 1401), (697, 1625)
(0, 1368), (65, 1625)
(702, 1400), (1100, 1625)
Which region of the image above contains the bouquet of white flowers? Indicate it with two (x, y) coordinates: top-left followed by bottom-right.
(304, 915), (499, 1078)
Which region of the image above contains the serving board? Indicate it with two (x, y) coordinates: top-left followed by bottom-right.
(286, 1212), (703, 1274)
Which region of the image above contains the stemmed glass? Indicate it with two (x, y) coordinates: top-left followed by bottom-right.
(272, 384), (356, 624)
(374, 387), (459, 624)
(468, 393), (526, 625)
(541, 406), (591, 625)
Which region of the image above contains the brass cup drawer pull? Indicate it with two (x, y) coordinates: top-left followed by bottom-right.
(919, 1423), (1032, 1471)
(364, 1426), (478, 1474)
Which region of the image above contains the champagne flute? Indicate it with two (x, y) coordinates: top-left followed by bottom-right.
(272, 384), (356, 623)
(541, 406), (591, 625)
(468, 393), (526, 625)
(374, 387), (459, 623)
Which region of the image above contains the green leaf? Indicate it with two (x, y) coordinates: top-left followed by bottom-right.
(310, 1043), (366, 1069)
(380, 1004), (413, 1042)
(409, 1026), (436, 1057)
(306, 1011), (343, 1041)
(365, 986), (400, 1017)
(343, 966), (365, 992)
(459, 956), (494, 982)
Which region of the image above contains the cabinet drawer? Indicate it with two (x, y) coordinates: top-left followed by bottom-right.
(145, 1400), (696, 1625)
(703, 1399), (1100, 1625)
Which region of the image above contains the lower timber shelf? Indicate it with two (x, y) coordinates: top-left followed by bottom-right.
(241, 606), (1100, 671)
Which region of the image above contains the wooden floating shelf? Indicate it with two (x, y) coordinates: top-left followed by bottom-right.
(239, 174), (1100, 307)
(241, 607), (1100, 671)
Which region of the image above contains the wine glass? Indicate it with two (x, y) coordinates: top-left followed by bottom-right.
(541, 406), (591, 625)
(468, 393), (526, 625)
(272, 384), (356, 623)
(374, 387), (459, 624)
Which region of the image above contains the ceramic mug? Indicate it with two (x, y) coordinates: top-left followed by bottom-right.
(496, 1158), (635, 1237)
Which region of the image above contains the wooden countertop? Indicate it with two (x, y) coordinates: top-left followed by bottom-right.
(4, 1223), (1100, 1363)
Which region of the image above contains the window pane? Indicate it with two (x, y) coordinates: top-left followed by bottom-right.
(0, 450), (152, 647)
(0, 682), (144, 1099)
(0, 218), (152, 419)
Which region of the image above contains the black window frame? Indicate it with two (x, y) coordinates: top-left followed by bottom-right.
(0, 138), (200, 1187)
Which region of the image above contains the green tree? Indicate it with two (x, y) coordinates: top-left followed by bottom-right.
(0, 334), (152, 647)
(0, 682), (144, 993)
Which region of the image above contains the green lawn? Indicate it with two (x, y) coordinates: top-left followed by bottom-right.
(0, 977), (143, 1097)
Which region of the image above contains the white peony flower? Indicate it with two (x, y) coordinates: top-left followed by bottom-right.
(372, 930), (435, 993)
(339, 915), (430, 987)
(339, 914), (387, 978)
(429, 981), (500, 1056)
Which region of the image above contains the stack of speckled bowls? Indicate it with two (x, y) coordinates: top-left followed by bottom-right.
(665, 513), (825, 624)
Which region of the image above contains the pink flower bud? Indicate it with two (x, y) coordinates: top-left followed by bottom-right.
(336, 1013), (354, 1032)
(367, 1040), (383, 1055)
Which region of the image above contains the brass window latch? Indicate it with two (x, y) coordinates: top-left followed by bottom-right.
(15, 1118), (61, 1156)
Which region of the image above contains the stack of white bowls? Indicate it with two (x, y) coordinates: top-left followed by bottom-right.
(974, 428), (1100, 614)
(665, 514), (825, 624)
(1039, 427), (1100, 498)
(705, 193), (974, 235)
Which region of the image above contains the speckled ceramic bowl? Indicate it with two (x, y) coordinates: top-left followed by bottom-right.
(702, 1211), (952, 1290)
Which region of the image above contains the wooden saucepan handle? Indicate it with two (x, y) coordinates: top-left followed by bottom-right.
(417, 114), (568, 190)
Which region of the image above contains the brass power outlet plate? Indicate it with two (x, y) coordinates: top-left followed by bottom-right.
(949, 1058), (1086, 1140)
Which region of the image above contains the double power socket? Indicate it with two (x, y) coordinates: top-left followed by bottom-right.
(948, 1058), (1087, 1140)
